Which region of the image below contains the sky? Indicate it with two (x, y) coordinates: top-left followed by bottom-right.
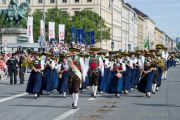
(125, 0), (180, 38)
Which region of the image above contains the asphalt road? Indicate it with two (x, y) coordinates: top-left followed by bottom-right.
(0, 66), (180, 120)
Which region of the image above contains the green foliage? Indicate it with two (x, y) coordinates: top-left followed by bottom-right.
(71, 10), (110, 42)
(0, 8), (110, 43)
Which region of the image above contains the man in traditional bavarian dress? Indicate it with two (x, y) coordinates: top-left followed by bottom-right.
(89, 46), (104, 98)
(68, 45), (83, 109)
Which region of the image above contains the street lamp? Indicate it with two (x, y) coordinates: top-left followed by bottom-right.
(43, 0), (46, 41)
(100, 0), (102, 48)
(111, 0), (114, 51)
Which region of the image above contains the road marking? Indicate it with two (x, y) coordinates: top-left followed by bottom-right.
(88, 97), (96, 101)
(52, 108), (79, 120)
(0, 92), (28, 103)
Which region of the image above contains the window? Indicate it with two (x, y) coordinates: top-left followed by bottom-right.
(50, 0), (55, 3)
(2, 0), (6, 4)
(62, 0), (67, 3)
(87, 0), (92, 2)
(75, 0), (79, 3)
(38, 0), (42, 3)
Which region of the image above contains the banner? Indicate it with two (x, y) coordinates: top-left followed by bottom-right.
(76, 29), (80, 44)
(40, 19), (45, 37)
(27, 16), (33, 43)
(59, 24), (65, 42)
(79, 29), (84, 44)
(85, 32), (90, 45)
(49, 22), (55, 41)
(90, 31), (95, 45)
(71, 26), (76, 43)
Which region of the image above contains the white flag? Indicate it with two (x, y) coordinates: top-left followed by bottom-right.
(40, 19), (45, 37)
(49, 22), (55, 41)
(27, 16), (33, 43)
(59, 24), (65, 42)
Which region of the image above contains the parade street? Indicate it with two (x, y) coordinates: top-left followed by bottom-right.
(0, 66), (179, 120)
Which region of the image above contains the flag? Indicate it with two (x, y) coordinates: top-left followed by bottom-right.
(71, 26), (76, 43)
(40, 19), (45, 37)
(59, 24), (65, 42)
(79, 29), (84, 44)
(76, 29), (80, 44)
(85, 32), (90, 45)
(27, 16), (33, 43)
(144, 37), (150, 49)
(90, 31), (95, 45)
(49, 22), (55, 41)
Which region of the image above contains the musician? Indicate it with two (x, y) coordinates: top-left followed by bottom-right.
(98, 51), (107, 94)
(68, 45), (84, 109)
(57, 53), (69, 98)
(26, 53), (43, 99)
(123, 52), (132, 94)
(89, 46), (104, 98)
(161, 48), (169, 80)
(138, 53), (155, 98)
(108, 55), (125, 98)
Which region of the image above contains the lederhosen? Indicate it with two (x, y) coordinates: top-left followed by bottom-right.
(69, 57), (81, 94)
(89, 56), (99, 86)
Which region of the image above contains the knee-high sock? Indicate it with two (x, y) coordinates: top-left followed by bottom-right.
(72, 93), (75, 103)
(94, 86), (98, 96)
(162, 72), (165, 79)
(74, 93), (79, 106)
(63, 92), (66, 97)
(164, 71), (167, 79)
(92, 85), (94, 93)
(152, 84), (157, 92)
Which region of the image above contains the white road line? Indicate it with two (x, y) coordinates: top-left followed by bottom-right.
(88, 97), (95, 101)
(52, 108), (79, 120)
(0, 92), (28, 103)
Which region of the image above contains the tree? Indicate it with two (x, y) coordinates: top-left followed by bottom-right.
(71, 10), (110, 43)
(0, 8), (111, 43)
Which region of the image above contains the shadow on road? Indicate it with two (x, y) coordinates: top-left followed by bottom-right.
(133, 103), (180, 108)
(9, 104), (71, 109)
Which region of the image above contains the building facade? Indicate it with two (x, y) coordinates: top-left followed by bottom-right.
(121, 4), (129, 51)
(0, 0), (124, 50)
(136, 15), (144, 50)
(125, 3), (138, 51)
(143, 17), (155, 49)
(154, 27), (163, 47)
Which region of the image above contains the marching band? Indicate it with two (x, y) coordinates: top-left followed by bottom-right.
(8, 44), (176, 109)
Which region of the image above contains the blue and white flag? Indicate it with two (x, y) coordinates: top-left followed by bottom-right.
(71, 26), (76, 43)
(79, 29), (84, 44)
(85, 32), (90, 45)
(90, 31), (95, 45)
(76, 29), (80, 44)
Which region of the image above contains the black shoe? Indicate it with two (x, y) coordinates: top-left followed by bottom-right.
(73, 106), (77, 109)
(72, 103), (74, 107)
(37, 94), (40, 97)
(93, 95), (96, 98)
(116, 96), (120, 98)
(91, 93), (94, 97)
(152, 92), (155, 94)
